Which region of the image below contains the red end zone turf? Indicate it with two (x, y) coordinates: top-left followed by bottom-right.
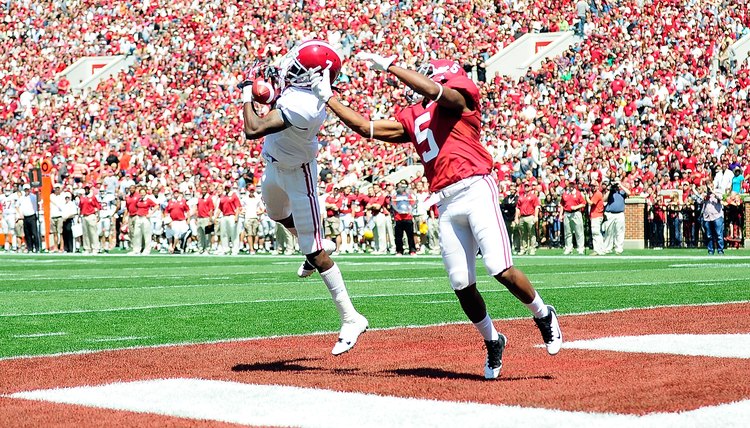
(1, 303), (749, 426)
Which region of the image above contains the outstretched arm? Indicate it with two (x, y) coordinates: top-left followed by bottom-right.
(356, 52), (472, 113)
(312, 69), (409, 143)
(325, 98), (410, 143)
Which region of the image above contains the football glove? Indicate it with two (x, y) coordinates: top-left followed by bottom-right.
(355, 52), (396, 72)
(311, 69), (333, 103)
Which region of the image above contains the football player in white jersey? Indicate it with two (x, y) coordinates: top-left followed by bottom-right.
(98, 188), (117, 253)
(241, 40), (367, 356)
(1, 185), (19, 251)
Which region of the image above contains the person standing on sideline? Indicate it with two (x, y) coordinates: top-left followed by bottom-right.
(391, 179), (417, 255)
(602, 179), (630, 255)
(216, 183), (241, 255)
(195, 184), (215, 254)
(516, 183), (540, 255)
(702, 189), (725, 255)
(560, 180), (586, 255)
(132, 186), (156, 255)
(1, 186), (19, 252)
(78, 186), (102, 254)
(49, 184), (65, 252)
(241, 40), (367, 355)
(124, 185), (138, 251)
(165, 190), (190, 254)
(61, 192), (78, 253)
(18, 184), (40, 253)
(311, 52), (562, 378)
(586, 181), (605, 255)
(500, 183), (519, 254)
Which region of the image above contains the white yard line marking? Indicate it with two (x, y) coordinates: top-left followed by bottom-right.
(563, 334), (750, 359)
(87, 336), (152, 343)
(1, 277), (745, 317)
(1, 301), (748, 362)
(6, 378), (750, 428)
(11, 332), (67, 338)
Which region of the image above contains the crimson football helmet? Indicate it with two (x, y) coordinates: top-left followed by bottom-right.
(417, 59), (467, 83)
(406, 59), (467, 103)
(280, 40), (342, 88)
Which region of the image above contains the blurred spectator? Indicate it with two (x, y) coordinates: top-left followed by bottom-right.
(560, 180), (586, 255)
(602, 179), (629, 255)
(391, 179), (417, 256)
(702, 189), (725, 255)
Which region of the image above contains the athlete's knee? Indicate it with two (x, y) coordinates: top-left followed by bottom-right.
(493, 266), (516, 285)
(276, 214), (295, 229)
(449, 271), (473, 291)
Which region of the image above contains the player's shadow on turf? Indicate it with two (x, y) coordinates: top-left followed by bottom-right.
(232, 358), (359, 375)
(386, 367), (554, 382)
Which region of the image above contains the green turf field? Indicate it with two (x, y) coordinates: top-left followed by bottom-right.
(2, 250), (749, 359)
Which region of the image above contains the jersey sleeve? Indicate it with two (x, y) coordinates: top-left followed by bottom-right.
(275, 93), (316, 130)
(445, 76), (480, 106)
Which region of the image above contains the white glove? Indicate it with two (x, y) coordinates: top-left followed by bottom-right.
(311, 69), (333, 102)
(355, 52), (396, 72)
(242, 85), (254, 103)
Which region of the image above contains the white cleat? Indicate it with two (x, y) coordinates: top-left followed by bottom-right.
(297, 239), (338, 278)
(331, 314), (368, 356)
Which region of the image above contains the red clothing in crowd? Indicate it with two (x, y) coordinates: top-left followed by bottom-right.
(165, 199), (189, 221)
(126, 194), (139, 215)
(517, 193), (540, 217)
(561, 189), (585, 212)
(78, 195), (101, 216)
(589, 190), (604, 219)
(135, 197), (156, 216)
(325, 193), (342, 217)
(197, 195), (215, 218)
(218, 192), (240, 216)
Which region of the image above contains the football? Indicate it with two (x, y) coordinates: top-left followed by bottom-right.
(251, 78), (278, 104)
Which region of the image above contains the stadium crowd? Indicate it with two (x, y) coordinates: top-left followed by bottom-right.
(0, 0), (749, 255)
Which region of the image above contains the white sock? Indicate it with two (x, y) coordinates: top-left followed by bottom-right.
(320, 263), (358, 323)
(526, 292), (549, 318)
(473, 314), (499, 341)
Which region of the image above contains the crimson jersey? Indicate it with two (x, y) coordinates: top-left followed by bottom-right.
(396, 76), (492, 192)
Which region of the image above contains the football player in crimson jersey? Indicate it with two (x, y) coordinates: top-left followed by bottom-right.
(240, 40), (367, 356)
(311, 53), (563, 379)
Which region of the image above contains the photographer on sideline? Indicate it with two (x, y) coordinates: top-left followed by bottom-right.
(602, 178), (630, 255)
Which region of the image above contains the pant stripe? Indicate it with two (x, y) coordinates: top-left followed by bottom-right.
(482, 176), (512, 269)
(302, 163), (323, 251)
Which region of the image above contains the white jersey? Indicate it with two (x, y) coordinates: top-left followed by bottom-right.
(99, 194), (117, 218)
(240, 195), (262, 219)
(1, 193), (18, 218)
(263, 86), (326, 166)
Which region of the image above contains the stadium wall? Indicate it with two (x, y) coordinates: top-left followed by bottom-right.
(624, 198), (646, 249)
(732, 33), (750, 67)
(485, 32), (577, 81)
(57, 55), (137, 91)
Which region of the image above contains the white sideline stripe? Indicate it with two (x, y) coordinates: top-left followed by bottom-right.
(6, 378), (750, 428)
(1, 301), (748, 362)
(1, 277), (745, 317)
(564, 334), (750, 359)
(87, 336), (152, 343)
(670, 263), (750, 268)
(12, 332), (67, 338)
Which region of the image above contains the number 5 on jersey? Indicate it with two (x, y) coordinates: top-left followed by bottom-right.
(414, 111), (439, 163)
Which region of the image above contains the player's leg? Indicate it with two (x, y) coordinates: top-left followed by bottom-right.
(438, 201), (505, 379)
(290, 162), (366, 355)
(469, 177), (562, 355)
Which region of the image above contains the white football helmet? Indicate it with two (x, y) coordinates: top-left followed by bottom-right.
(280, 40), (342, 88)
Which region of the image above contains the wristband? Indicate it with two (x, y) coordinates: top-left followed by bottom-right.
(434, 83), (444, 102)
(242, 85), (254, 103)
(369, 121), (374, 139)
